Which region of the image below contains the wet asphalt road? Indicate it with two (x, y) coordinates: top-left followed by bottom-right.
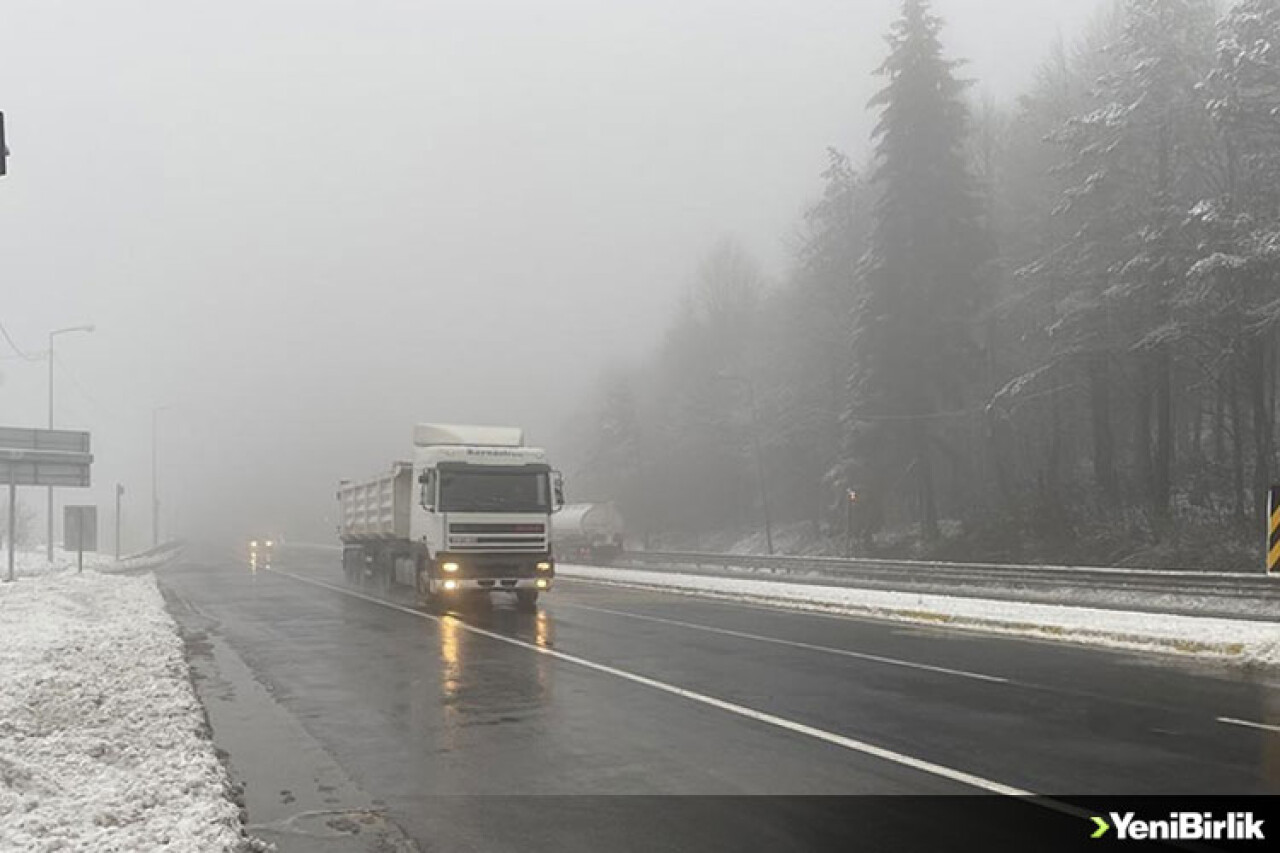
(156, 545), (1280, 852)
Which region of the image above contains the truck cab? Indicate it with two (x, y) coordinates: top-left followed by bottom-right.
(414, 428), (562, 607)
(339, 424), (562, 611)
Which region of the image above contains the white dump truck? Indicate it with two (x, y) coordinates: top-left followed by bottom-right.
(338, 424), (562, 610)
(551, 503), (625, 563)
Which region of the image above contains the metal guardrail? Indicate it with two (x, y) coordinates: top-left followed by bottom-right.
(613, 550), (1280, 605)
(111, 540), (186, 569)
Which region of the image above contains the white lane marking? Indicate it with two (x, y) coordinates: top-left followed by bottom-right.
(557, 601), (1008, 685)
(1217, 717), (1280, 734)
(559, 578), (1280, 753)
(268, 568), (1037, 798)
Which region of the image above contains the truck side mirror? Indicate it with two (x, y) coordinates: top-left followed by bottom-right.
(419, 471), (435, 511)
(552, 471), (565, 510)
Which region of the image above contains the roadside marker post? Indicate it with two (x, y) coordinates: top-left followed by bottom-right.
(1269, 486), (1280, 576)
(64, 506), (97, 574)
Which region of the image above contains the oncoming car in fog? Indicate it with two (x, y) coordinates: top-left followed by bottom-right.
(248, 538), (274, 570)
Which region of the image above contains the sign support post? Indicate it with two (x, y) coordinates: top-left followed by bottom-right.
(0, 427), (94, 581)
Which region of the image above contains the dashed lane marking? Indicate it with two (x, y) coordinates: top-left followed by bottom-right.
(556, 601), (1008, 684)
(1217, 717), (1280, 734)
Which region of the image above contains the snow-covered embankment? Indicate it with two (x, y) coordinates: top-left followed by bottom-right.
(559, 564), (1280, 667)
(0, 554), (253, 851)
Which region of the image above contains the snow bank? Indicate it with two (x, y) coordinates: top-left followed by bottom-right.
(560, 565), (1280, 666)
(0, 568), (253, 852)
(3, 547), (114, 579)
(1, 543), (183, 580)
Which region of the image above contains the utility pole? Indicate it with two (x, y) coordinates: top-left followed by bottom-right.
(115, 483), (124, 560)
(152, 410), (159, 547)
(152, 405), (170, 547)
(6, 468), (15, 582)
(47, 324), (94, 560)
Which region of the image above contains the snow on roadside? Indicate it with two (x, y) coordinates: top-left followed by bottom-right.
(0, 564), (254, 852)
(4, 547), (114, 579)
(559, 565), (1280, 666)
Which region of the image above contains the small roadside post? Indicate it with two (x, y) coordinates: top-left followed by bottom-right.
(115, 483), (124, 561)
(845, 489), (858, 558)
(64, 505), (97, 573)
(1268, 486), (1280, 576)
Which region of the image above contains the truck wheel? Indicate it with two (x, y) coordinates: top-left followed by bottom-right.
(415, 564), (441, 613)
(342, 546), (365, 586)
(515, 590), (539, 611)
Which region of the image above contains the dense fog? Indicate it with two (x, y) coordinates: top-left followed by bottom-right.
(5, 0), (1119, 550)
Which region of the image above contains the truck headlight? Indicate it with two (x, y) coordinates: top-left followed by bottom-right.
(443, 579), (459, 591)
(441, 561), (460, 573)
(536, 561), (552, 571)
(535, 578), (549, 589)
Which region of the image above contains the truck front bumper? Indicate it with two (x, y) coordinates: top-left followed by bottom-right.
(429, 577), (551, 594)
(428, 552), (554, 595)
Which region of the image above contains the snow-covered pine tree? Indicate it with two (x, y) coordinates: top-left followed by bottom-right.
(1046, 0), (1215, 522)
(849, 0), (988, 541)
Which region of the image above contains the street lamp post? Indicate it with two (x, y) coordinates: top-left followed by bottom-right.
(151, 405), (173, 548)
(716, 373), (774, 556)
(47, 324), (94, 561)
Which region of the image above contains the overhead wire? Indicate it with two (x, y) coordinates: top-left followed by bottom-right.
(0, 320), (41, 362)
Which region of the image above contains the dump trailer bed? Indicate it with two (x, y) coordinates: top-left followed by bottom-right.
(337, 463), (413, 542)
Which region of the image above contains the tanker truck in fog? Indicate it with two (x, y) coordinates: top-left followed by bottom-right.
(551, 503), (625, 563)
(337, 424), (563, 610)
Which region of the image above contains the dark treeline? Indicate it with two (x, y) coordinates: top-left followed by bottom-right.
(562, 0), (1280, 567)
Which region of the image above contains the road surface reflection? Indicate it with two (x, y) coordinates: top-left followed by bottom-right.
(434, 601), (557, 747)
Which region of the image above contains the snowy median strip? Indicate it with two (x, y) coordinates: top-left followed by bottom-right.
(0, 558), (255, 851)
(559, 565), (1280, 666)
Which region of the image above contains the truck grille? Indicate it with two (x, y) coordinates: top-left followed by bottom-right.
(448, 522), (546, 551)
(450, 523), (545, 533)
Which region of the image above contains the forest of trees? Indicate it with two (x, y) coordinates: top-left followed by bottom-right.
(561, 0), (1280, 568)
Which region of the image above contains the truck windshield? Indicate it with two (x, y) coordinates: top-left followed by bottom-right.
(438, 470), (550, 513)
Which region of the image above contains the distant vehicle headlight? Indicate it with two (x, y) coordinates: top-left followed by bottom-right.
(535, 578), (549, 589)
(536, 561), (552, 571)
(250, 540), (258, 548)
(441, 561), (460, 573)
(443, 579), (459, 591)
(265, 540), (274, 548)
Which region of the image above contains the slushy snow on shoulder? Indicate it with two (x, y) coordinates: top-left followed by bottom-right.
(0, 552), (255, 852)
(559, 565), (1280, 666)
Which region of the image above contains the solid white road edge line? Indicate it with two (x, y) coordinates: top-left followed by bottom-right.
(269, 568), (1046, 800)
(557, 600), (1008, 684)
(1217, 717), (1280, 734)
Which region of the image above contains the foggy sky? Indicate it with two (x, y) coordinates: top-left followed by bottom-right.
(1, 0), (1102, 546)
